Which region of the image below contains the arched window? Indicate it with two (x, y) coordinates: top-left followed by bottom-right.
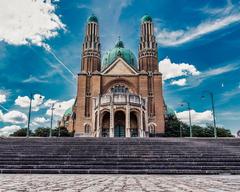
(149, 124), (155, 134)
(111, 85), (129, 94)
(85, 124), (91, 134)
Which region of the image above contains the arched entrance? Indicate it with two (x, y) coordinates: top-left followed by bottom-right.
(101, 111), (110, 137)
(130, 111), (139, 137)
(114, 111), (125, 137)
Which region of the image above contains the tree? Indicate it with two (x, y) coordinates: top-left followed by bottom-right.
(164, 116), (233, 137)
(10, 128), (33, 137)
(10, 127), (74, 137)
(52, 127), (74, 137)
(34, 127), (51, 137)
(164, 115), (189, 137)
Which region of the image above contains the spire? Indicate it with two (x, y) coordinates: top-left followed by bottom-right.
(138, 14), (158, 72)
(81, 15), (101, 72)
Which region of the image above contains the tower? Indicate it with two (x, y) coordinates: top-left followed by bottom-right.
(81, 14), (101, 72)
(138, 15), (158, 72)
(138, 15), (165, 133)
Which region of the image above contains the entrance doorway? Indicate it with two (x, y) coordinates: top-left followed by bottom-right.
(102, 112), (110, 137)
(114, 111), (125, 137)
(130, 112), (138, 137)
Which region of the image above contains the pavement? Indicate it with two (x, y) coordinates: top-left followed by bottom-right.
(0, 174), (239, 192)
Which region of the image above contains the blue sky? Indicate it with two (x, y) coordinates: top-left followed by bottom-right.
(0, 0), (240, 136)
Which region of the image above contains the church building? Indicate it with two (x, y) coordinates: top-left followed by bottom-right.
(61, 15), (166, 137)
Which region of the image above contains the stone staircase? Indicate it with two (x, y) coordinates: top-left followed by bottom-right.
(0, 137), (240, 174)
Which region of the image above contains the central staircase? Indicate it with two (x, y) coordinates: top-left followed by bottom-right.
(0, 137), (240, 174)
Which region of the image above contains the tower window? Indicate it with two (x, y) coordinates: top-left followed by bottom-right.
(111, 85), (129, 94)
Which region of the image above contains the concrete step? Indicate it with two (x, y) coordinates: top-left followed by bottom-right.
(0, 137), (239, 174)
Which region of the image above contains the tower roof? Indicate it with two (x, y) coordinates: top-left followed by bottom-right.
(141, 15), (152, 23)
(88, 14), (98, 23)
(102, 40), (138, 70)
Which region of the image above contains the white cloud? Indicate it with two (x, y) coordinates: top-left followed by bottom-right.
(15, 94), (45, 111)
(0, 125), (21, 137)
(184, 62), (240, 89)
(0, 110), (3, 121)
(22, 75), (48, 83)
(0, 0), (65, 48)
(46, 98), (74, 117)
(0, 94), (6, 103)
(171, 78), (187, 86)
(33, 117), (49, 124)
(1, 110), (28, 124)
(44, 99), (58, 107)
(156, 4), (240, 46)
(88, 0), (133, 51)
(177, 110), (213, 126)
(159, 58), (200, 80)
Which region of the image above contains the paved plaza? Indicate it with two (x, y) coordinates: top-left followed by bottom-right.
(0, 174), (239, 192)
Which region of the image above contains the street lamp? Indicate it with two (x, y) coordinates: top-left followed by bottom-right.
(27, 93), (43, 137)
(50, 103), (61, 137)
(49, 103), (55, 137)
(180, 101), (192, 138)
(201, 91), (217, 138)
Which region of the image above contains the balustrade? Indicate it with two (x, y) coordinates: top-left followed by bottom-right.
(95, 93), (145, 108)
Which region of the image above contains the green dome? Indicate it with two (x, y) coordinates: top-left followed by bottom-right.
(141, 15), (152, 23)
(64, 107), (72, 117)
(102, 41), (138, 70)
(88, 14), (98, 23)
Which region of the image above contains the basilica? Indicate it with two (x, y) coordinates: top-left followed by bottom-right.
(60, 15), (166, 137)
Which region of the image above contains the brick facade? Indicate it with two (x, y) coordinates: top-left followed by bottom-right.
(63, 15), (165, 137)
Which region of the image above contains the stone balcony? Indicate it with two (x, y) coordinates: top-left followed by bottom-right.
(94, 93), (146, 109)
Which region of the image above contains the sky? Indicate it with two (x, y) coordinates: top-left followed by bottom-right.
(0, 0), (240, 136)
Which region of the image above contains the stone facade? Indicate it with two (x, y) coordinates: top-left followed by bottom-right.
(63, 15), (165, 137)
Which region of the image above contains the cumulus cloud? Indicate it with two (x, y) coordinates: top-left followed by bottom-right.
(176, 110), (213, 126)
(156, 3), (240, 46)
(159, 58), (200, 81)
(0, 125), (21, 137)
(15, 94), (45, 111)
(171, 78), (187, 86)
(0, 0), (65, 48)
(46, 98), (75, 117)
(0, 94), (6, 103)
(0, 110), (28, 124)
(33, 117), (49, 124)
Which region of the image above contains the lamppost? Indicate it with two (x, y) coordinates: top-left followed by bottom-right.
(27, 93), (43, 138)
(201, 91), (217, 138)
(49, 103), (55, 137)
(181, 101), (192, 138)
(49, 103), (61, 137)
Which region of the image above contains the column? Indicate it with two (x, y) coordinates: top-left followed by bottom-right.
(140, 96), (144, 137)
(96, 95), (101, 137)
(144, 97), (149, 137)
(110, 94), (114, 137)
(92, 98), (96, 137)
(126, 94), (130, 137)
